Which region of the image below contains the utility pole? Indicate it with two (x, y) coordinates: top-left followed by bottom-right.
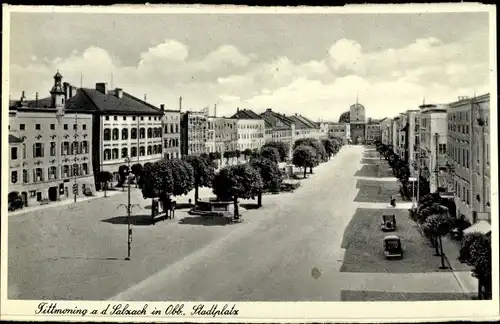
(118, 157), (139, 261)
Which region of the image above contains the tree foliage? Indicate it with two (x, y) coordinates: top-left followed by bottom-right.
(212, 163), (263, 202)
(292, 145), (317, 177)
(422, 213), (454, 238)
(260, 146), (280, 164)
(294, 138), (327, 162)
(458, 232), (492, 298)
(183, 155), (216, 202)
(262, 141), (289, 162)
(131, 163), (143, 178)
(168, 159), (195, 196)
(8, 191), (24, 210)
(249, 157), (283, 192)
(243, 148), (253, 159)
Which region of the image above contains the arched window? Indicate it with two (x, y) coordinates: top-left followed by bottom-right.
(103, 149), (111, 161)
(122, 128), (128, 140)
(121, 147), (128, 158)
(112, 128), (119, 140)
(152, 128), (157, 138)
(61, 142), (69, 155)
(48, 166), (57, 180)
(73, 163), (79, 176)
(140, 128), (145, 139)
(147, 145), (152, 155)
(153, 145), (157, 154)
(139, 146), (145, 156)
(158, 127), (162, 137)
(157, 144), (162, 154)
(82, 163), (88, 175)
(131, 147), (137, 157)
(175, 124), (179, 133)
(112, 148), (119, 159)
(147, 128), (152, 138)
(170, 124), (174, 133)
(103, 129), (111, 141)
(131, 128), (137, 139)
(62, 165), (69, 178)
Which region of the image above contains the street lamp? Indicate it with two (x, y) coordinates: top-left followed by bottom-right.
(117, 156), (139, 261)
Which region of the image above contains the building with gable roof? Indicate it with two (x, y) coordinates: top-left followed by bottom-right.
(230, 108), (265, 151)
(260, 108), (296, 158)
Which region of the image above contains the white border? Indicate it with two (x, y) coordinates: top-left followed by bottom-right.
(2, 3), (498, 322)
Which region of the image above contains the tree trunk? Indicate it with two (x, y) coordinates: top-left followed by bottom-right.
(304, 167), (307, 178)
(104, 182), (107, 198)
(309, 166), (313, 174)
(433, 236), (440, 256)
(233, 196), (239, 219)
(439, 236), (448, 269)
(194, 184), (199, 203)
(151, 198), (156, 225)
(257, 192), (262, 208)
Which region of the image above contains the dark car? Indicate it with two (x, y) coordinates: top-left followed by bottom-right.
(384, 235), (403, 259)
(381, 214), (396, 232)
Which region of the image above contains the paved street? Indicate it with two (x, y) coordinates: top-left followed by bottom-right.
(8, 146), (469, 301)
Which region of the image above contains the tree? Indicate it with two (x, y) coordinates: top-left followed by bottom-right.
(294, 138), (327, 166)
(249, 156), (283, 207)
(223, 151), (232, 164)
(183, 155), (216, 203)
(167, 158), (195, 197)
(243, 148), (253, 160)
(212, 163), (263, 220)
(8, 191), (24, 211)
(96, 171), (113, 197)
(422, 213), (454, 268)
(262, 141), (290, 162)
(459, 233), (492, 299)
(292, 145), (317, 178)
(234, 149), (242, 162)
(321, 138), (335, 159)
(260, 146), (280, 164)
(117, 165), (130, 190)
(131, 163), (143, 188)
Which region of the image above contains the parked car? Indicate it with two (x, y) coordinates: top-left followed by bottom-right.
(381, 214), (396, 232)
(383, 235), (403, 259)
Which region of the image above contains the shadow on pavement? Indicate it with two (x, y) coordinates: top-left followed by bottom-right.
(340, 208), (451, 273)
(144, 203), (193, 210)
(49, 256), (125, 261)
(178, 216), (231, 226)
(101, 214), (162, 226)
(240, 203), (261, 210)
(341, 290), (473, 301)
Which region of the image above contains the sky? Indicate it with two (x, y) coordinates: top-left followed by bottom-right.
(8, 9), (492, 121)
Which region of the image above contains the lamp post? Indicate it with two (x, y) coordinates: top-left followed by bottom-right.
(117, 156), (139, 261)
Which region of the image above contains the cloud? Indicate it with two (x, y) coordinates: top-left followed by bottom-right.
(9, 30), (489, 122)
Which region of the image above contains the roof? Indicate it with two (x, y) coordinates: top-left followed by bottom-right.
(230, 109), (262, 120)
(384, 235), (400, 240)
(287, 115), (311, 129)
(9, 134), (24, 144)
(463, 220), (491, 235)
(260, 109), (295, 129)
(294, 114), (319, 129)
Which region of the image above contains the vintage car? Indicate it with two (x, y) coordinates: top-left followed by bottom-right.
(384, 235), (403, 259)
(380, 214), (396, 232)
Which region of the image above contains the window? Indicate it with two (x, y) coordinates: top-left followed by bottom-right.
(50, 142), (56, 156)
(33, 143), (44, 158)
(62, 165), (69, 178)
(64, 124), (68, 130)
(48, 166), (57, 180)
(122, 128), (128, 140)
(147, 128), (152, 138)
(35, 124), (41, 130)
(50, 124), (55, 130)
(20, 124), (25, 130)
(61, 142), (69, 155)
(141, 117), (144, 121)
(105, 116), (110, 121)
(170, 124), (174, 133)
(140, 128), (145, 139)
(114, 116), (118, 121)
(112, 128), (119, 140)
(73, 164), (79, 176)
(72, 141), (79, 154)
(438, 144), (446, 155)
(133, 116), (136, 121)
(81, 141), (89, 154)
(140, 146), (145, 156)
(112, 148), (119, 159)
(103, 128), (111, 141)
(153, 128), (157, 138)
(11, 171), (18, 184)
(131, 128), (138, 139)
(121, 147), (128, 158)
(73, 124), (77, 130)
(34, 168), (44, 182)
(82, 163), (88, 175)
(103, 149), (111, 161)
(23, 169), (28, 183)
(147, 145), (152, 155)
(123, 116), (127, 121)
(131, 147), (137, 157)
(11, 147), (18, 160)
(149, 117), (151, 121)
(83, 124), (87, 130)
(153, 145), (157, 154)
(157, 144), (162, 154)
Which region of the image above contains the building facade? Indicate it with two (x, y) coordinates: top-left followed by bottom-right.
(419, 104), (448, 193)
(180, 111), (208, 156)
(447, 94), (491, 223)
(379, 118), (392, 146)
(260, 109), (296, 158)
(161, 105), (181, 159)
(231, 109), (266, 151)
(8, 72), (95, 205)
(391, 117), (399, 150)
(365, 121), (381, 144)
(349, 102), (366, 144)
(327, 123), (351, 144)
(406, 110), (420, 175)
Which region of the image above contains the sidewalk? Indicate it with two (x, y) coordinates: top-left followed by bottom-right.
(8, 190), (124, 217)
(441, 235), (478, 294)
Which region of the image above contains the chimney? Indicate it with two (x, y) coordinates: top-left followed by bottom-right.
(95, 82), (108, 94)
(20, 90), (26, 102)
(214, 104), (217, 118)
(237, 107), (240, 112)
(35, 92), (38, 107)
(71, 86), (77, 98)
(160, 104), (165, 112)
(114, 88), (123, 99)
(179, 96), (183, 112)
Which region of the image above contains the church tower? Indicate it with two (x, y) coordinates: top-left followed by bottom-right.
(50, 70), (65, 108)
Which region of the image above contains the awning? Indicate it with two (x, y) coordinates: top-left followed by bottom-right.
(463, 220), (491, 235)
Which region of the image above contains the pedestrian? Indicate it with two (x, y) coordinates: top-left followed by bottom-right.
(390, 195), (396, 207)
(170, 199), (176, 219)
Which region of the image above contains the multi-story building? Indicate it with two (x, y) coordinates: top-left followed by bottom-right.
(391, 117), (399, 150)
(406, 110), (420, 174)
(379, 117), (392, 146)
(397, 113), (408, 161)
(447, 94), (491, 224)
(365, 119), (381, 144)
(180, 110), (208, 156)
(8, 72), (95, 205)
(418, 104), (448, 193)
(260, 108), (296, 158)
(161, 105), (181, 159)
(231, 109), (265, 151)
(349, 101), (366, 144)
(206, 116), (216, 154)
(214, 117), (238, 160)
(327, 123), (351, 144)
(288, 113), (324, 141)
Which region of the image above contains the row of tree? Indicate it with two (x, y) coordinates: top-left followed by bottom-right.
(292, 137), (342, 178)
